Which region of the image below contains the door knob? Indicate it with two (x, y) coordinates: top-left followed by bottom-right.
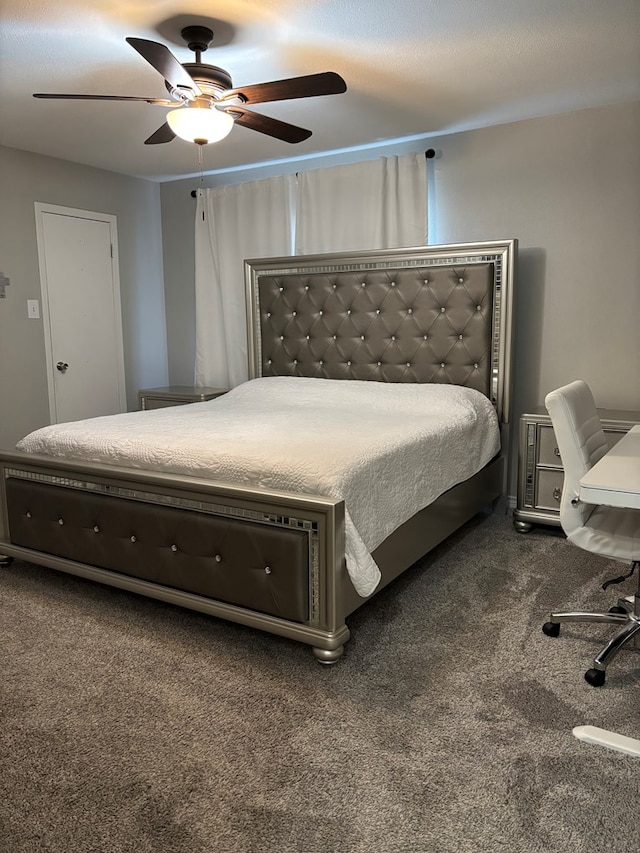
(56, 361), (69, 373)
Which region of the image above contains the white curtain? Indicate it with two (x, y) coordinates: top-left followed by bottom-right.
(295, 152), (427, 254)
(194, 175), (295, 389)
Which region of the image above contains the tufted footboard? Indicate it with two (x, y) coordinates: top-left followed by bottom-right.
(0, 452), (350, 662)
(6, 477), (311, 623)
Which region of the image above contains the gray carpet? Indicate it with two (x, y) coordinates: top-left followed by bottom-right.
(1, 512), (639, 853)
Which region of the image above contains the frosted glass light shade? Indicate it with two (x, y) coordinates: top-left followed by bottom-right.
(167, 106), (234, 144)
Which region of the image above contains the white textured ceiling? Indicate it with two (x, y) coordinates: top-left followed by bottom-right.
(1, 0), (639, 182)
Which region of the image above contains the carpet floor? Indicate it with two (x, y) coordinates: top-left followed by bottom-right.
(1, 512), (639, 853)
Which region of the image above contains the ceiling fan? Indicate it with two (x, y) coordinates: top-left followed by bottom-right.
(33, 25), (347, 146)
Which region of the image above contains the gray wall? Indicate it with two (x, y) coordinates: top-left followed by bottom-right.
(429, 101), (640, 419)
(160, 100), (640, 498)
(0, 146), (168, 450)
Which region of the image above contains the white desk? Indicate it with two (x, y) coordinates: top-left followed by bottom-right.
(579, 424), (640, 509)
(577, 425), (640, 743)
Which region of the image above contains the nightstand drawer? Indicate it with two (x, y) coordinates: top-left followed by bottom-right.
(143, 397), (190, 410)
(537, 425), (562, 467)
(138, 385), (226, 410)
(535, 469), (564, 511)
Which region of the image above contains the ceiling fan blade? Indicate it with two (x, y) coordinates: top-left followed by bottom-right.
(223, 72), (346, 105)
(144, 123), (176, 145)
(126, 37), (202, 99)
(33, 93), (176, 105)
(227, 108), (312, 143)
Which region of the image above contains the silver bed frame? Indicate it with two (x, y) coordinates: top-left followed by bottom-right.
(0, 241), (516, 663)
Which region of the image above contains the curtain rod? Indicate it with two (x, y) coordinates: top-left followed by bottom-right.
(190, 149), (436, 197)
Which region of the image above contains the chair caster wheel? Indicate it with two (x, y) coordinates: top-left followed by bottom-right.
(542, 621), (560, 637)
(585, 668), (606, 687)
(609, 605), (627, 615)
(0, 555), (13, 567)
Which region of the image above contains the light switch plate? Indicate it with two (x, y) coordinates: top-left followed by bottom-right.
(27, 299), (40, 319)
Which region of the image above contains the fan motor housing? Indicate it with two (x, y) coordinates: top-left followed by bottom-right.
(186, 63), (232, 95)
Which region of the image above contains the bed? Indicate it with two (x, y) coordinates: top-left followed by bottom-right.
(0, 240), (516, 663)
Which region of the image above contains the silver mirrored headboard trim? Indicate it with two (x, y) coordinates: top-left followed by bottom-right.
(245, 240), (516, 424)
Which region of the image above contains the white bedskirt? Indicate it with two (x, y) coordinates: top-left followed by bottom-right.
(17, 377), (500, 596)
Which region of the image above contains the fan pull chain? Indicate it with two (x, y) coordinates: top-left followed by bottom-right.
(197, 144), (205, 219)
(197, 141), (203, 178)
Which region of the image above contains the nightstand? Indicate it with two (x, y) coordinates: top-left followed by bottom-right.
(138, 385), (227, 410)
(513, 407), (640, 532)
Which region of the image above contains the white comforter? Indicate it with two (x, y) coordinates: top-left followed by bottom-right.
(17, 377), (500, 597)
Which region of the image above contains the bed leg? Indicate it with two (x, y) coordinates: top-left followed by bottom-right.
(312, 645), (344, 665)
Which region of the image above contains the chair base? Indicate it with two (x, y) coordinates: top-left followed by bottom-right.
(543, 594), (640, 686)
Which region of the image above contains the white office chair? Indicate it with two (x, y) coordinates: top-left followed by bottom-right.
(542, 380), (640, 686)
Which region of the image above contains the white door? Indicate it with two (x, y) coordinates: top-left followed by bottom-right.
(35, 203), (127, 423)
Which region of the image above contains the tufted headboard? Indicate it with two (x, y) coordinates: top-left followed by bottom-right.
(245, 240), (516, 424)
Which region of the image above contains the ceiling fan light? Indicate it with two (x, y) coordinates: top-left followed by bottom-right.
(167, 105), (234, 144)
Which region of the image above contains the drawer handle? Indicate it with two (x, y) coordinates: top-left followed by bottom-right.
(553, 447), (561, 458)
(553, 488), (562, 502)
